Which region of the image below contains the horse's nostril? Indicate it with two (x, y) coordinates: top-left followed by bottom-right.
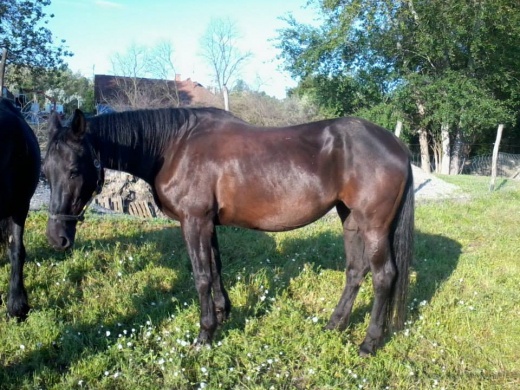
(60, 236), (71, 249)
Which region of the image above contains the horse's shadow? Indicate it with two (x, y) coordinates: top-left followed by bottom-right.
(223, 225), (463, 336)
(1, 216), (461, 383)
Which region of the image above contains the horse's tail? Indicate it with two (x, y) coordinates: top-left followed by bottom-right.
(388, 162), (415, 331)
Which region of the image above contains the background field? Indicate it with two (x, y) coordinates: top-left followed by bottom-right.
(1, 175), (519, 389)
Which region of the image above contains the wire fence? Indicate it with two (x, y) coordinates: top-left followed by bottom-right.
(411, 153), (520, 179)
(463, 153), (520, 178)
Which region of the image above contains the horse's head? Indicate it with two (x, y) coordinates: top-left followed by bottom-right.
(43, 109), (104, 250)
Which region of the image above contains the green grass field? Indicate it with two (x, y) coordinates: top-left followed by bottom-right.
(1, 175), (519, 389)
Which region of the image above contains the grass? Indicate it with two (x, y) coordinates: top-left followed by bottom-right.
(1, 175), (519, 389)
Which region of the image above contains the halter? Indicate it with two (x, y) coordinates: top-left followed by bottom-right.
(49, 144), (104, 223)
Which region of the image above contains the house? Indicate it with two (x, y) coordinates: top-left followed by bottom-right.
(94, 74), (220, 113)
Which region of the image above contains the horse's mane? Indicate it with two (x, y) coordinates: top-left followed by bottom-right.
(87, 107), (240, 157)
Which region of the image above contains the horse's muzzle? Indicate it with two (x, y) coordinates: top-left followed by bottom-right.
(46, 220), (76, 251)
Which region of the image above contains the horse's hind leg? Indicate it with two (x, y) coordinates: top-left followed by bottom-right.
(359, 227), (395, 356)
(7, 213), (30, 320)
(325, 205), (369, 331)
(209, 230), (231, 324)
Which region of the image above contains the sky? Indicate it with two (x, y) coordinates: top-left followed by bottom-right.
(46, 0), (319, 99)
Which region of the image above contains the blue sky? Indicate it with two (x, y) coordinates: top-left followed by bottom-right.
(46, 0), (318, 99)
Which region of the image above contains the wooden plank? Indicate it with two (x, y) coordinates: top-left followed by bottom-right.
(128, 202), (138, 217)
(113, 197), (124, 213)
(95, 196), (159, 218)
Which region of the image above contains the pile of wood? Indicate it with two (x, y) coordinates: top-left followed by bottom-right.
(94, 170), (163, 218)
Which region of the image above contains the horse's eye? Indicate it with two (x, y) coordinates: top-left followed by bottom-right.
(70, 170), (80, 179)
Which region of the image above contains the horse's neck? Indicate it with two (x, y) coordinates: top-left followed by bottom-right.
(91, 130), (159, 185)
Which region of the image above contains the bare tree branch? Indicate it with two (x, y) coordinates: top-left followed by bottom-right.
(108, 42), (180, 110)
(200, 18), (252, 110)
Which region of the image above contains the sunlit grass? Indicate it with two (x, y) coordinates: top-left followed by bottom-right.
(0, 175), (519, 389)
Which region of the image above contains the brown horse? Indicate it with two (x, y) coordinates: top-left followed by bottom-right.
(0, 98), (41, 320)
(43, 107), (414, 356)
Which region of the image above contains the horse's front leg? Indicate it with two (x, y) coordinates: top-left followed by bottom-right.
(7, 216), (30, 320)
(181, 216), (219, 345)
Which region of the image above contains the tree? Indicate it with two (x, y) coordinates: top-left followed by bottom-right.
(2, 63), (94, 115)
(108, 41), (180, 110)
(230, 88), (322, 127)
(200, 18), (251, 111)
(0, 0), (72, 91)
(289, 71), (387, 119)
(277, 0), (520, 173)
(46, 68), (95, 114)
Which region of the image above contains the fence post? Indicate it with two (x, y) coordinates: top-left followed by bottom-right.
(489, 124), (504, 192)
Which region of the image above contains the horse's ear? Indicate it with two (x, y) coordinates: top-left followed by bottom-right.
(70, 109), (87, 139)
(48, 111), (62, 139)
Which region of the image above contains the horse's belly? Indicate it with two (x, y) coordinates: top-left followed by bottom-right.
(217, 193), (335, 232)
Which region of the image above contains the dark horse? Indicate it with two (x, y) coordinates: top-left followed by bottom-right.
(43, 107), (414, 356)
(0, 98), (41, 319)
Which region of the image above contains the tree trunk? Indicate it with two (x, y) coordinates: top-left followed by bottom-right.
(394, 121), (403, 138)
(432, 141), (441, 173)
(416, 100), (431, 173)
(223, 85), (230, 111)
(418, 127), (431, 173)
(440, 122), (451, 174)
(450, 125), (464, 174)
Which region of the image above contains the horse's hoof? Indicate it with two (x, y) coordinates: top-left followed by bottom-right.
(216, 309), (229, 325)
(193, 342), (212, 353)
(194, 331), (213, 347)
(358, 341), (377, 357)
(323, 322), (336, 331)
(8, 303), (30, 322)
(323, 318), (348, 332)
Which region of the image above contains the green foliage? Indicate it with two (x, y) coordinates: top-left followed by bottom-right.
(52, 69), (96, 114)
(5, 66), (95, 115)
(277, 0), (520, 155)
(397, 71), (515, 145)
(1, 177), (520, 388)
(0, 0), (72, 83)
(355, 102), (407, 138)
(290, 73), (385, 118)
